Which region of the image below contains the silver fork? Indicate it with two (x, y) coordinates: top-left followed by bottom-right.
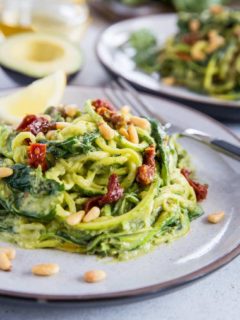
(103, 77), (240, 161)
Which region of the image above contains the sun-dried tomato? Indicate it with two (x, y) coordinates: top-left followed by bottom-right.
(137, 165), (155, 186)
(84, 174), (123, 212)
(181, 168), (208, 202)
(99, 174), (123, 205)
(84, 196), (102, 213)
(95, 106), (113, 122)
(176, 52), (192, 61)
(17, 115), (56, 136)
(92, 99), (115, 111)
(136, 145), (156, 186)
(181, 33), (200, 45)
(92, 99), (126, 129)
(17, 115), (37, 131)
(110, 113), (127, 129)
(144, 145), (156, 167)
(27, 143), (47, 171)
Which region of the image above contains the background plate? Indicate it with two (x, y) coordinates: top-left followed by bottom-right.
(88, 0), (172, 21)
(0, 86), (239, 305)
(96, 14), (240, 121)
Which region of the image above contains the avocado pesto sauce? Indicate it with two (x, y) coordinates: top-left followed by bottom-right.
(0, 100), (205, 260)
(128, 6), (240, 101)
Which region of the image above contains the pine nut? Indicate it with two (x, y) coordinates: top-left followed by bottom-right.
(0, 167), (13, 178)
(189, 19), (200, 32)
(131, 116), (150, 130)
(64, 105), (78, 117)
(56, 122), (70, 130)
(208, 30), (218, 39)
(128, 124), (139, 144)
(120, 105), (130, 115)
(98, 122), (115, 140)
(192, 51), (205, 61)
(234, 26), (240, 37)
(0, 247), (16, 260)
(207, 211), (225, 224)
(210, 4), (223, 14)
(83, 206), (100, 223)
(36, 132), (45, 140)
(66, 211), (85, 226)
(0, 252), (12, 271)
(83, 270), (106, 283)
(191, 41), (207, 61)
(206, 35), (225, 53)
(46, 130), (56, 140)
(162, 77), (175, 86)
(32, 263), (59, 276)
(119, 127), (129, 139)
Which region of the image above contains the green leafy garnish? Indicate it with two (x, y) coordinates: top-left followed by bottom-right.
(129, 29), (157, 51)
(150, 119), (169, 185)
(43, 132), (99, 159)
(128, 29), (159, 73)
(4, 164), (63, 195)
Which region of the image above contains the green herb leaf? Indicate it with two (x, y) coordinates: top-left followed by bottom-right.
(150, 119), (169, 185)
(129, 29), (157, 51)
(4, 164), (63, 195)
(43, 132), (99, 159)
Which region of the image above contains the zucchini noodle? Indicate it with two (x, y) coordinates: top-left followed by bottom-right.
(128, 6), (240, 100)
(0, 99), (205, 260)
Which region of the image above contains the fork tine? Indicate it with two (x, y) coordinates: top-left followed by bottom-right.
(109, 81), (128, 108)
(111, 80), (146, 117)
(117, 77), (167, 125)
(117, 78), (153, 117)
(105, 80), (142, 117)
(112, 81), (147, 116)
(103, 86), (122, 109)
(105, 78), (167, 126)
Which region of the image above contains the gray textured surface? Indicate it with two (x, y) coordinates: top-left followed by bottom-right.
(0, 13), (239, 320)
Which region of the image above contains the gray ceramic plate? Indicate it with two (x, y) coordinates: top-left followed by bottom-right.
(96, 15), (240, 119)
(0, 86), (240, 306)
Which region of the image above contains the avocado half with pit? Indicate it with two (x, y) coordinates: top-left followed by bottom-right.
(0, 33), (82, 78)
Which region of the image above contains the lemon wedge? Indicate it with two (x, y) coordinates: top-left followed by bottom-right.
(0, 70), (66, 124)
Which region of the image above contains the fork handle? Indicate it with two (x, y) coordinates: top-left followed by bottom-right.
(211, 139), (240, 161)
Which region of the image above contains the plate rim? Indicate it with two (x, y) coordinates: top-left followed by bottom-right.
(0, 85), (239, 304)
(0, 243), (239, 304)
(96, 13), (240, 109)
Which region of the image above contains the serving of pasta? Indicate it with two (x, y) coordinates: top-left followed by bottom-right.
(127, 5), (240, 101)
(0, 99), (208, 260)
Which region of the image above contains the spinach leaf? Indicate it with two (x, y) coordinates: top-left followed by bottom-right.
(4, 164), (63, 195)
(0, 125), (17, 159)
(0, 157), (14, 167)
(11, 194), (58, 221)
(128, 29), (159, 74)
(1, 165), (63, 221)
(44, 106), (81, 121)
(43, 131), (99, 159)
(188, 205), (204, 221)
(150, 119), (169, 185)
(44, 106), (65, 122)
(173, 0), (227, 13)
(56, 230), (93, 247)
(129, 29), (157, 51)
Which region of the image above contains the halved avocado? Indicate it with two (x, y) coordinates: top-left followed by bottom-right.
(0, 33), (82, 78)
